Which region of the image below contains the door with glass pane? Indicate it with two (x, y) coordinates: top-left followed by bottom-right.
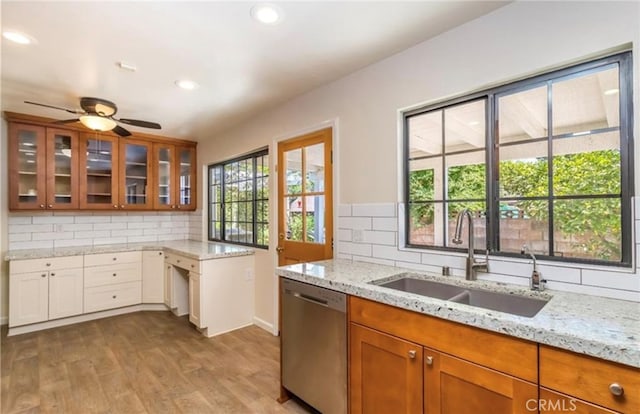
(154, 143), (176, 210)
(277, 128), (333, 266)
(120, 140), (152, 209)
(46, 128), (79, 209)
(176, 145), (196, 210)
(9, 123), (46, 210)
(79, 134), (119, 209)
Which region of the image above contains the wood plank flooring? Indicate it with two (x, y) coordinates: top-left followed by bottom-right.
(1, 311), (315, 414)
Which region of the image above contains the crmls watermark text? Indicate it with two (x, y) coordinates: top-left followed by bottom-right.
(526, 399), (578, 412)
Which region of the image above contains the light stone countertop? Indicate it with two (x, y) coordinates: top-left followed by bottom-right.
(4, 239), (255, 261)
(276, 259), (640, 368)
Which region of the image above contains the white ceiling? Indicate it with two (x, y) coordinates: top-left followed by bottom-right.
(2, 1), (508, 141)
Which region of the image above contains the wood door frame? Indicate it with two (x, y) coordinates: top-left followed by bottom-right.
(271, 119), (338, 335)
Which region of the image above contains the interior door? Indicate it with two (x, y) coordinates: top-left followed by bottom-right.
(277, 127), (333, 265)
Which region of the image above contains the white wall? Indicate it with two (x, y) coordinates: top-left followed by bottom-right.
(197, 1), (640, 329)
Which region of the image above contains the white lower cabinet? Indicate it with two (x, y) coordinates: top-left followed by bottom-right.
(84, 251), (142, 313)
(9, 255), (84, 328)
(84, 282), (142, 313)
(188, 272), (201, 327)
(142, 250), (165, 303)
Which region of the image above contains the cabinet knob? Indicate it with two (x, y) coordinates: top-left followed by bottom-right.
(112, 273), (117, 277)
(408, 350), (416, 359)
(112, 257), (117, 261)
(425, 356), (433, 365)
(609, 383), (624, 396)
(39, 204), (45, 209)
(158, 252), (163, 256)
(50, 273), (55, 276)
(41, 274), (47, 278)
(171, 205), (176, 209)
(46, 263), (51, 267)
(47, 204), (53, 208)
(191, 264), (194, 269)
(120, 205), (124, 208)
(177, 259), (181, 263)
(112, 295), (117, 299)
(113, 204), (118, 208)
(177, 205), (182, 209)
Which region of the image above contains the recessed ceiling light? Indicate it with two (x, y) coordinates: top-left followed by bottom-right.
(251, 3), (283, 25)
(2, 30), (35, 45)
(175, 79), (199, 90)
(604, 88), (619, 96)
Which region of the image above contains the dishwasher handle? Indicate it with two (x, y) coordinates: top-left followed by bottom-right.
(290, 291), (329, 307)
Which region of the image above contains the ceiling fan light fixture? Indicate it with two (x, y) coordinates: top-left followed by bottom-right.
(251, 3), (283, 25)
(79, 115), (117, 131)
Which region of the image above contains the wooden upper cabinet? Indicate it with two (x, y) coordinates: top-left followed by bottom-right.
(9, 123), (47, 210)
(152, 143), (196, 210)
(423, 347), (537, 414)
(9, 123), (79, 210)
(79, 133), (120, 210)
(119, 139), (153, 210)
(350, 323), (423, 414)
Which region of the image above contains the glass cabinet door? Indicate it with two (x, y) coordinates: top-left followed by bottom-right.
(120, 140), (152, 209)
(154, 144), (175, 209)
(177, 146), (196, 209)
(9, 123), (46, 210)
(80, 135), (119, 209)
(46, 129), (79, 209)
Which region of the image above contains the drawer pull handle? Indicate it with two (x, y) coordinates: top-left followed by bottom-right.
(112, 273), (117, 277)
(609, 383), (624, 396)
(41, 274), (47, 278)
(408, 350), (416, 359)
(425, 356), (433, 365)
(112, 295), (117, 299)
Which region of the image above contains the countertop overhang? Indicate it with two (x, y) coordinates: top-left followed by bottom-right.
(5, 240), (255, 262)
(276, 259), (640, 368)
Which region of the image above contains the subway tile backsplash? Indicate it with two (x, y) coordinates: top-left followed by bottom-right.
(8, 210), (203, 250)
(338, 202), (640, 302)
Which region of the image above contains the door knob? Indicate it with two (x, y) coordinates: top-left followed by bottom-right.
(276, 246), (284, 253)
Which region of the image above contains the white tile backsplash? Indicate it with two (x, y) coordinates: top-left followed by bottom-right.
(338, 202), (640, 302)
(7, 211), (202, 250)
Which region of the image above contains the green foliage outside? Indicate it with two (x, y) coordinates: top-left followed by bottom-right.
(409, 150), (621, 260)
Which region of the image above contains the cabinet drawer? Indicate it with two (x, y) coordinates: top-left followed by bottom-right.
(84, 281), (141, 313)
(540, 345), (639, 413)
(10, 255), (83, 273)
(84, 262), (141, 288)
(349, 296), (538, 382)
(165, 253), (200, 273)
(84, 251), (141, 267)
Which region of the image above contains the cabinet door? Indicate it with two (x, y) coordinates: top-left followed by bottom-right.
(8, 123), (47, 210)
(188, 272), (201, 327)
(9, 271), (49, 327)
(423, 347), (537, 414)
(79, 134), (120, 209)
(176, 145), (196, 210)
(46, 128), (79, 209)
(120, 139), (153, 209)
(49, 268), (83, 319)
(539, 388), (618, 414)
(142, 251), (165, 303)
(153, 143), (176, 210)
(350, 323), (423, 414)
(164, 263), (173, 307)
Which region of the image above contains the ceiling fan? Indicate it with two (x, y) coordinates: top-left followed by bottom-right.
(24, 97), (161, 137)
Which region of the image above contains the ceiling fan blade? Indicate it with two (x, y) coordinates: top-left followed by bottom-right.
(53, 118), (80, 125)
(116, 118), (161, 129)
(24, 101), (84, 115)
(112, 125), (132, 137)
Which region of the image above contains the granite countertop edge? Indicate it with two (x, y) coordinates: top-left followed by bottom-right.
(4, 240), (255, 261)
(276, 259), (640, 368)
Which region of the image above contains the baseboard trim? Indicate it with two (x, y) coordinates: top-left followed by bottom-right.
(0, 316), (8, 326)
(253, 316), (275, 335)
(7, 303), (169, 336)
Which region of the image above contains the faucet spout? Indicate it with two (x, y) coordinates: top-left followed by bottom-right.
(453, 209), (487, 281)
(521, 244), (546, 291)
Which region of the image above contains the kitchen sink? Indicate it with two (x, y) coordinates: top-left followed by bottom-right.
(373, 275), (549, 317)
(447, 289), (548, 317)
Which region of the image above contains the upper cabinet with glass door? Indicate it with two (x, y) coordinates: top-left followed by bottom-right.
(9, 123), (79, 210)
(152, 143), (196, 210)
(79, 133), (119, 210)
(120, 139), (153, 210)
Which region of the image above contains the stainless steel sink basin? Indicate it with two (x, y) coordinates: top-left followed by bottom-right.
(373, 275), (549, 317)
(447, 289), (548, 317)
(377, 276), (465, 300)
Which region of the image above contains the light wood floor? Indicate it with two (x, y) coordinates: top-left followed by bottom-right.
(1, 311), (315, 414)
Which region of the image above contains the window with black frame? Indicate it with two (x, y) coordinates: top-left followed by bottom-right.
(405, 51), (633, 266)
(209, 149), (269, 248)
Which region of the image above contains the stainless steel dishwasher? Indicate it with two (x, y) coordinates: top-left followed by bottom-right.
(281, 278), (347, 414)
